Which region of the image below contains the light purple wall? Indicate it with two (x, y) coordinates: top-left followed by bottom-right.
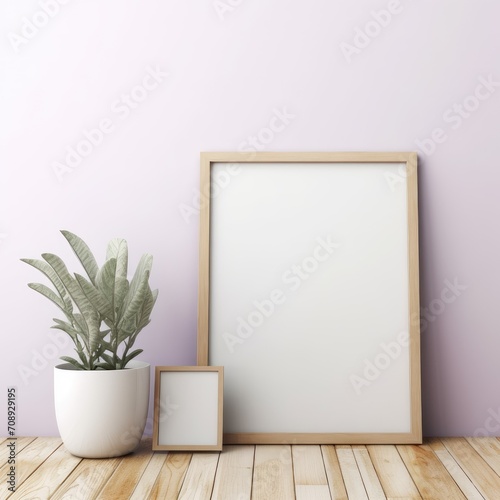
(1, 0), (499, 437)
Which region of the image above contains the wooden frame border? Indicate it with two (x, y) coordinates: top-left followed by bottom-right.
(152, 366), (224, 451)
(197, 152), (421, 444)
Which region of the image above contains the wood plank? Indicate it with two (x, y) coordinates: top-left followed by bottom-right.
(320, 445), (348, 500)
(0, 437), (36, 464)
(129, 453), (168, 500)
(253, 444), (295, 500)
(367, 444), (421, 499)
(352, 445), (385, 499)
(177, 452), (219, 500)
(428, 439), (483, 500)
(293, 445), (328, 486)
(9, 444), (81, 499)
(443, 437), (500, 499)
(148, 453), (192, 499)
(96, 439), (154, 499)
(0, 437), (62, 497)
(467, 437), (500, 475)
(295, 485), (331, 500)
(0, 436), (38, 495)
(211, 445), (254, 499)
(335, 446), (369, 500)
(397, 442), (467, 499)
(50, 455), (122, 499)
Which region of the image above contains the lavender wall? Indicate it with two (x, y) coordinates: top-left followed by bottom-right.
(1, 0), (499, 437)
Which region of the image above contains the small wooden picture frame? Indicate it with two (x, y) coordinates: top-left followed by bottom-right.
(152, 366), (224, 451)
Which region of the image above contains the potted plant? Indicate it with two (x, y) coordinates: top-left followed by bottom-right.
(22, 230), (158, 458)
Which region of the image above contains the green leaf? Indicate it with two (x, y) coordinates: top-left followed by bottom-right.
(106, 238), (128, 281)
(122, 348), (143, 367)
(96, 258), (129, 318)
(27, 283), (66, 312)
(119, 254), (152, 318)
(72, 314), (89, 350)
(51, 320), (89, 366)
(61, 230), (99, 286)
(60, 356), (86, 370)
(85, 308), (100, 353)
(51, 319), (82, 345)
(118, 271), (150, 340)
(94, 362), (113, 370)
(98, 339), (113, 352)
(75, 349), (90, 369)
(99, 352), (115, 366)
(94, 350), (116, 369)
(42, 253), (95, 334)
(75, 273), (113, 320)
(137, 287), (158, 331)
(21, 258), (73, 312)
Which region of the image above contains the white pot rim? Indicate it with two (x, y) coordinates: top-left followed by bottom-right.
(55, 360), (150, 371)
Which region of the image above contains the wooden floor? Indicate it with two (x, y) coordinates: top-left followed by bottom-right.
(2, 437), (500, 499)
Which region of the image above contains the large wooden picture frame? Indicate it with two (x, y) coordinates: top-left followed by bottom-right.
(198, 152), (421, 444)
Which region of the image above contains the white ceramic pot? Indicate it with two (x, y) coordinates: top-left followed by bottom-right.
(54, 360), (150, 458)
